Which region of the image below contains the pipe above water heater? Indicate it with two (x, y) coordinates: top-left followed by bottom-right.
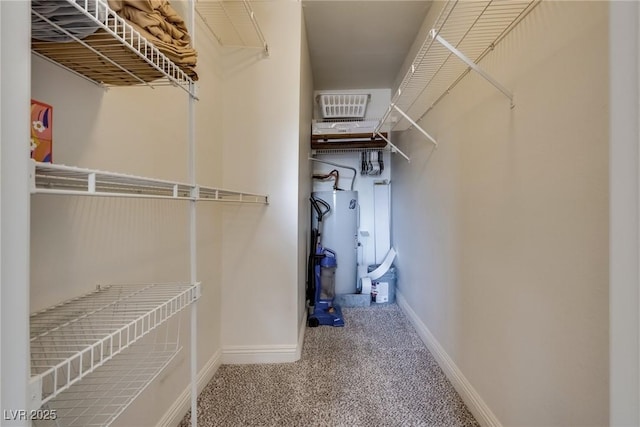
(309, 157), (357, 191)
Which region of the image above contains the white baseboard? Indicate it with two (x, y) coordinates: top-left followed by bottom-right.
(156, 349), (222, 427)
(396, 291), (503, 427)
(221, 314), (307, 365)
(157, 315), (306, 425)
(222, 344), (299, 364)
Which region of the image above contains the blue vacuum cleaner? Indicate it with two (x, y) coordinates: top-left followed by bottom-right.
(307, 196), (345, 327)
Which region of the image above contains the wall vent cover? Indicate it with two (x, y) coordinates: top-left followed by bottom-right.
(318, 93), (369, 119)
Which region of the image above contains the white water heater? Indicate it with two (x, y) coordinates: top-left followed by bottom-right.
(312, 190), (358, 295)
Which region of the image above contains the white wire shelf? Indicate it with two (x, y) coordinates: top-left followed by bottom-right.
(32, 161), (194, 200)
(312, 147), (390, 156)
(31, 0), (196, 95)
(378, 0), (539, 136)
(196, 0), (269, 55)
(199, 186), (269, 204)
(33, 345), (181, 427)
(29, 283), (200, 408)
(31, 161), (269, 204)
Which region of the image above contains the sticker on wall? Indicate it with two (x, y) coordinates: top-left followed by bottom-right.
(31, 99), (53, 163)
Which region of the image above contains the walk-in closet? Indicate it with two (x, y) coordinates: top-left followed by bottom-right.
(1, 1), (637, 426)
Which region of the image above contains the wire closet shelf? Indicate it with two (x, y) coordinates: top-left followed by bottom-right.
(376, 0), (539, 147)
(29, 283), (201, 410)
(195, 0), (269, 55)
(32, 161), (269, 204)
(30, 0), (196, 95)
(33, 344), (182, 427)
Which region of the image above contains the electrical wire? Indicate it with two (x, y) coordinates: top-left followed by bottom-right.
(313, 169), (339, 190)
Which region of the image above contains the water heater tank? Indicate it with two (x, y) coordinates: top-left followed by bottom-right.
(311, 190), (358, 295)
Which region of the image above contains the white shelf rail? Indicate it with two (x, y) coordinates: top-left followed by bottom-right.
(196, 0), (269, 55)
(30, 0), (196, 96)
(312, 147), (389, 156)
(199, 186), (269, 204)
(376, 0), (539, 154)
(31, 161), (194, 200)
(31, 161), (269, 204)
(29, 283), (201, 410)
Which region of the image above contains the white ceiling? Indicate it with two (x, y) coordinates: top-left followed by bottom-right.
(302, 1), (432, 90)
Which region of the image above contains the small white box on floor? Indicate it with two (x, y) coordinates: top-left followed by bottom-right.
(373, 281), (389, 303)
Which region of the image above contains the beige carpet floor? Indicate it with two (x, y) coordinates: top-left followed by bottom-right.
(179, 303), (479, 427)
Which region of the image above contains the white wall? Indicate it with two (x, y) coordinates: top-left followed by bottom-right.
(219, 1), (304, 363)
(299, 14), (314, 340)
(391, 2), (609, 426)
(1, 1), (32, 422)
(609, 1), (640, 425)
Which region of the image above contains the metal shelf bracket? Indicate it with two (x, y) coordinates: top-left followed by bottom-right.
(373, 104), (436, 162)
(390, 104), (438, 148)
(431, 29), (514, 108)
(375, 131), (411, 163)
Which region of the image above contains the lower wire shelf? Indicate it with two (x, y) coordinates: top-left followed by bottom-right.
(29, 283), (200, 411)
(33, 344), (182, 427)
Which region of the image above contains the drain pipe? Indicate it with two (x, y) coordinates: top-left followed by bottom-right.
(309, 158), (357, 191)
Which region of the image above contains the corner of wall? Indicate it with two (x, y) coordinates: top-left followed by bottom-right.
(156, 349), (223, 427)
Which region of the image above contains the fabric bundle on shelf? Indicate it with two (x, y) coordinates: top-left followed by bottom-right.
(107, 0), (198, 81)
(31, 0), (198, 86)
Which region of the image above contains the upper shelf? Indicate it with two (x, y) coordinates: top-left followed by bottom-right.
(195, 0), (269, 55)
(31, 0), (196, 95)
(378, 0), (539, 136)
(32, 161), (269, 204)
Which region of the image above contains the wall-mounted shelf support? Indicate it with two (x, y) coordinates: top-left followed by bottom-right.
(431, 30), (514, 108)
(392, 104), (438, 147)
(246, 3), (270, 57)
(373, 103), (436, 162)
(374, 131), (410, 163)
